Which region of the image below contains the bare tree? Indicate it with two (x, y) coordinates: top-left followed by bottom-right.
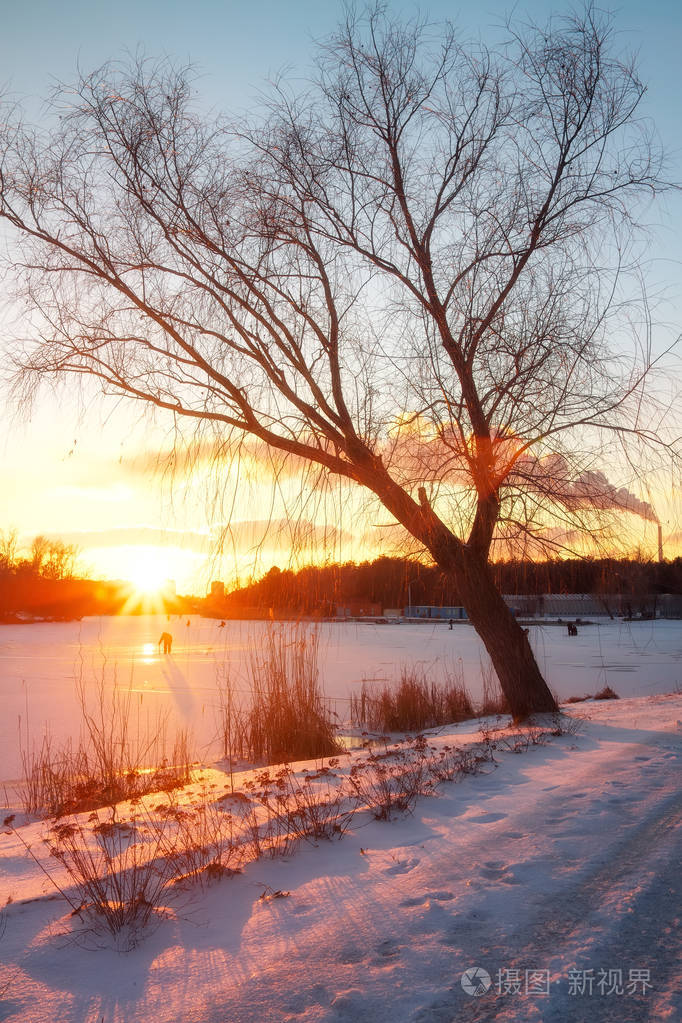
(28, 535), (78, 578)
(0, 528), (19, 571)
(29, 534), (51, 574)
(0, 5), (676, 716)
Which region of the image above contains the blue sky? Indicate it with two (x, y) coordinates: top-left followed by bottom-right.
(1, 1), (680, 590)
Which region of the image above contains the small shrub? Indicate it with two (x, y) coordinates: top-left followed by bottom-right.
(594, 685), (620, 700)
(257, 765), (359, 844)
(548, 713), (582, 737)
(236, 800), (293, 860)
(156, 783), (244, 885)
(42, 806), (178, 947)
(349, 749), (433, 820)
(426, 743), (493, 782)
(489, 728), (548, 753)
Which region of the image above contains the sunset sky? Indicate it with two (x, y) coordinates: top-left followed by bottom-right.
(1, 0), (681, 593)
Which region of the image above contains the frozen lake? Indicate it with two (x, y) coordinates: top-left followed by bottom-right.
(1, 614), (681, 781)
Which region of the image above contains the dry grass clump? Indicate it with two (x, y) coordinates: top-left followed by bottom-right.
(217, 624), (342, 765)
(564, 686), (619, 703)
(350, 658), (513, 733)
(20, 678), (194, 818)
(594, 685), (620, 700)
(477, 658), (510, 717)
(350, 664), (474, 733)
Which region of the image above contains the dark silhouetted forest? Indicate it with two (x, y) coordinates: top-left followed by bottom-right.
(4, 524), (682, 621)
(206, 556), (682, 618)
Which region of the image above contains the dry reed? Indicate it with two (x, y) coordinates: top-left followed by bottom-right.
(217, 624), (342, 765)
(350, 663), (475, 732)
(20, 675), (194, 817)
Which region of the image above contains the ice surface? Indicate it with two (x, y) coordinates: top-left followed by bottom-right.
(1, 615), (681, 781)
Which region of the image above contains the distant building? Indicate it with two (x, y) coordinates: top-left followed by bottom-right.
(404, 605), (468, 620)
(210, 580), (225, 598)
(161, 578), (176, 598)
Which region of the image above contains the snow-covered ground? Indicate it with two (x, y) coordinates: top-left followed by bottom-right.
(1, 615), (681, 781)
(1, 693), (681, 1023)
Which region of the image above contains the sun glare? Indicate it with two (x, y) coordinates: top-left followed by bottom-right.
(95, 544), (183, 616)
(125, 550), (171, 595)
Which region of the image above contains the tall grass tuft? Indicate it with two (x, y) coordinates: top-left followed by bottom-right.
(478, 656), (510, 717)
(350, 664), (475, 732)
(20, 676), (194, 817)
(215, 665), (249, 787)
(243, 624), (342, 764)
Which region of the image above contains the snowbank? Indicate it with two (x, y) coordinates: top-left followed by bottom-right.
(1, 694), (680, 1023)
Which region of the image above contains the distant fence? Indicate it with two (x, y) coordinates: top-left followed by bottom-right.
(401, 595), (682, 619)
(404, 606), (468, 620)
(503, 593), (676, 618)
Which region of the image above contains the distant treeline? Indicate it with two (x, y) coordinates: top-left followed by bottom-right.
(0, 569), (195, 620)
(210, 556), (682, 617)
(0, 530), (194, 619)
(4, 524), (681, 620)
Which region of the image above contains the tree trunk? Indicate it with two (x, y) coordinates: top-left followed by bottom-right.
(356, 471), (559, 720)
(450, 549), (558, 720)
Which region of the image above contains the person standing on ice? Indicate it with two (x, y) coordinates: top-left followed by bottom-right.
(158, 631), (173, 654)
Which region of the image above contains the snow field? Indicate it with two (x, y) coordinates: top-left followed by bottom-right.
(1, 694), (681, 1023)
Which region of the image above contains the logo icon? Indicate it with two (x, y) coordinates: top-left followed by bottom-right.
(461, 966), (492, 997)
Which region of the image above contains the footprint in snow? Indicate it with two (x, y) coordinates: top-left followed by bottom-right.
(479, 861), (519, 884)
(329, 988), (368, 1019)
(290, 902), (315, 916)
(338, 945), (365, 965)
(374, 938), (401, 959)
(400, 890), (455, 908)
(384, 855), (420, 876)
(468, 811), (506, 824)
(399, 894), (424, 908)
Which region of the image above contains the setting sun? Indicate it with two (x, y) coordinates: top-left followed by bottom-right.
(122, 547), (172, 594)
(83, 543), (206, 595)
